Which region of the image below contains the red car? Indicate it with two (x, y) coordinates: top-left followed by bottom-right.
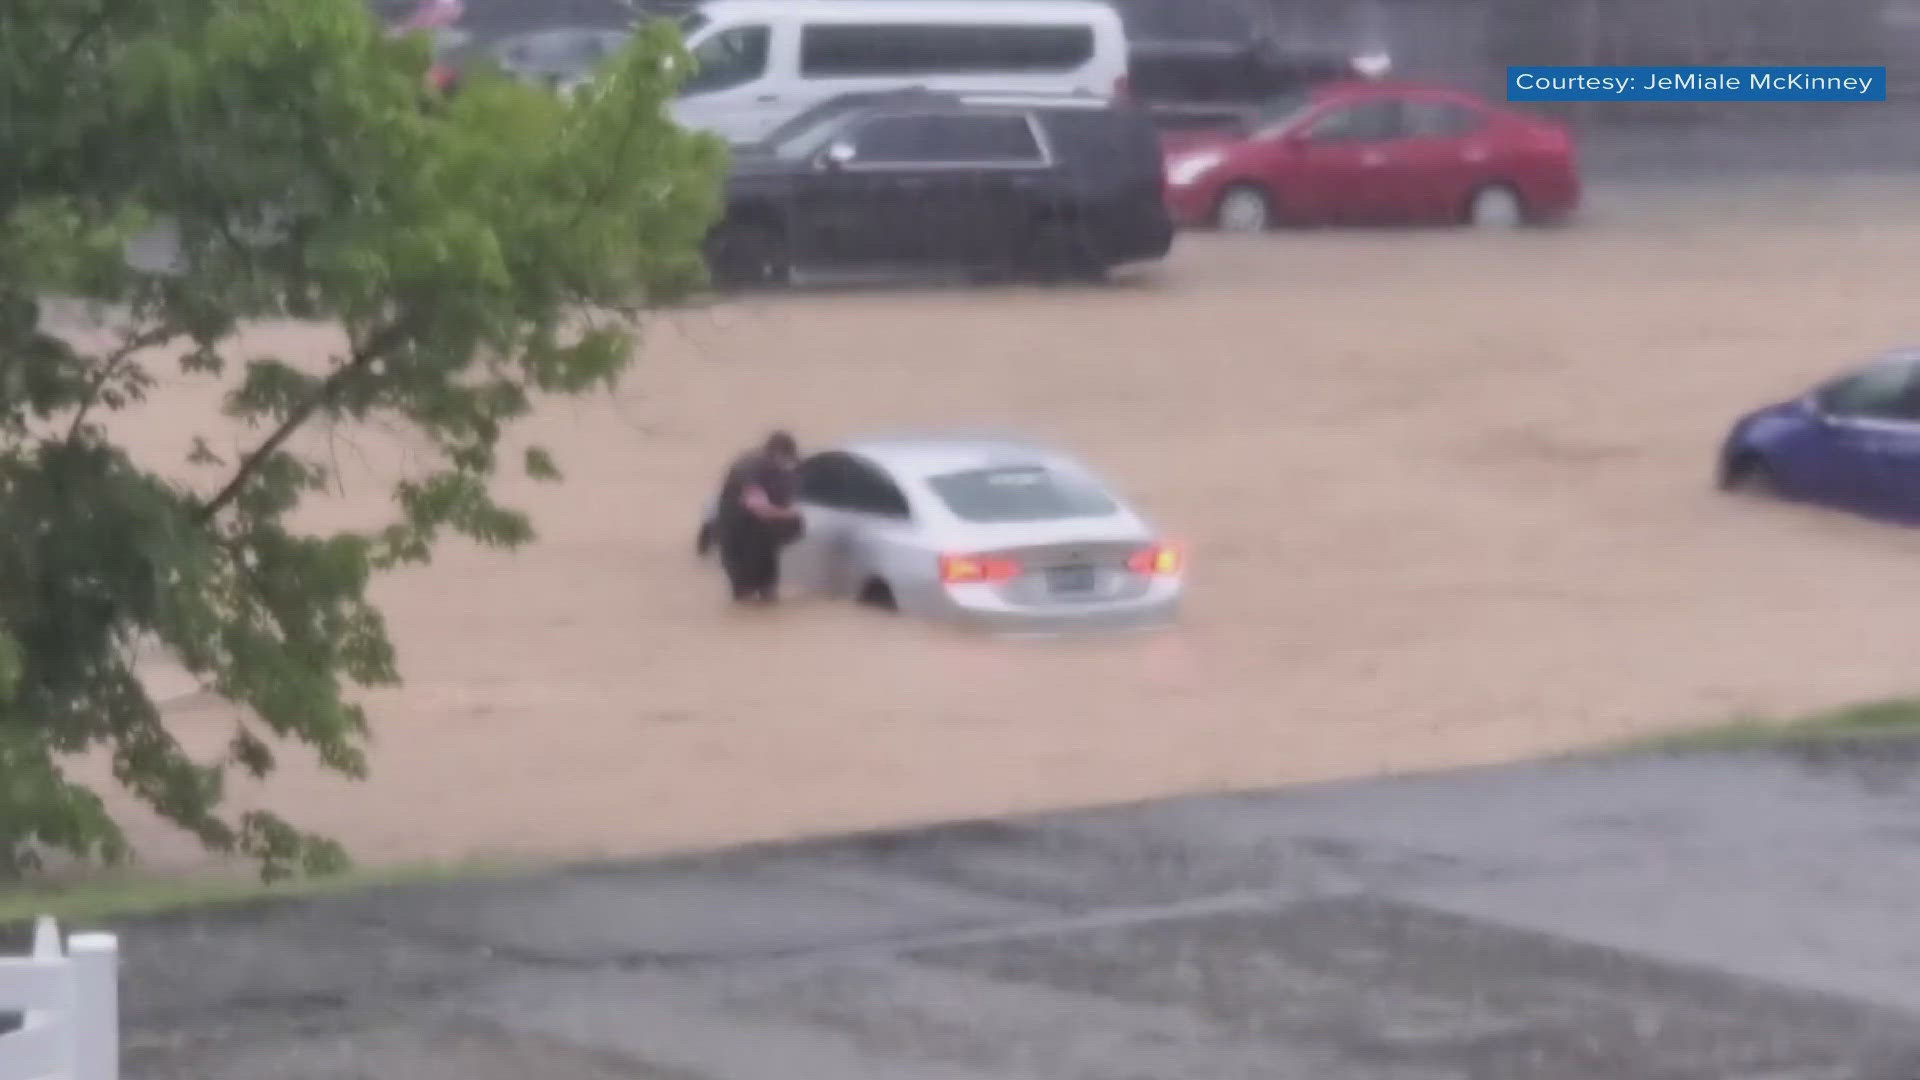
(1161, 81), (1580, 231)
(388, 0), (465, 93)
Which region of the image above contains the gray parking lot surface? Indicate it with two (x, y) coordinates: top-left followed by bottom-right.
(107, 741), (1920, 1079)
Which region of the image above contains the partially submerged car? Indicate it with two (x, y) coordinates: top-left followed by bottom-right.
(1720, 347), (1920, 523)
(699, 434), (1185, 631)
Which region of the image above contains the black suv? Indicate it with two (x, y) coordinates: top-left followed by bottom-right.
(705, 91), (1174, 286)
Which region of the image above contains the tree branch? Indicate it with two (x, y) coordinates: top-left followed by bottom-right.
(60, 0), (122, 66)
(66, 324), (176, 443)
(194, 318), (411, 524)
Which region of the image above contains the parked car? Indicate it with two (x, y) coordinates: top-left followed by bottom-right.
(487, 26), (634, 93)
(1161, 80), (1580, 231)
(385, 0), (467, 92)
(669, 0), (1129, 144)
(699, 434), (1185, 631)
(1719, 347), (1920, 523)
(705, 90), (1174, 285)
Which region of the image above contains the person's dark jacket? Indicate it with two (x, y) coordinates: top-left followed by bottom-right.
(708, 452), (801, 553)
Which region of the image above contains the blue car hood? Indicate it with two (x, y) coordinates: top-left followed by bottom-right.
(1729, 397), (1817, 449)
(1747, 398), (1812, 423)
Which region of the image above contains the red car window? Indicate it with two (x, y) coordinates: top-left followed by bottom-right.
(1302, 99), (1405, 143)
(1403, 98), (1488, 138)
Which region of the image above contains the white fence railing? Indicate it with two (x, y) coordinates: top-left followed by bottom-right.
(0, 918), (119, 1080)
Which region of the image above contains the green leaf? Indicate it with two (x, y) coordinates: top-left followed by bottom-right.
(524, 445), (561, 481)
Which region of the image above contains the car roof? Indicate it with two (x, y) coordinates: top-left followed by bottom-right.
(834, 434), (1072, 480)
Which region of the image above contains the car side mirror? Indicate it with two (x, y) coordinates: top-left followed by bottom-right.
(818, 141), (856, 170)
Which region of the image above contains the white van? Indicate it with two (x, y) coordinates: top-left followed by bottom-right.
(668, 0), (1130, 143)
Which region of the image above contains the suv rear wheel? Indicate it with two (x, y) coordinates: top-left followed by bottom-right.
(1025, 219), (1106, 282)
(706, 218), (791, 289)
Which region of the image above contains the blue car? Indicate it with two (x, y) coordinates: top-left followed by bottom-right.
(1720, 347), (1920, 522)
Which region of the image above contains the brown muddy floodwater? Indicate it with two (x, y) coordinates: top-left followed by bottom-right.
(93, 177), (1920, 871)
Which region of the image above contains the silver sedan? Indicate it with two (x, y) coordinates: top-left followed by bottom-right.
(700, 435), (1184, 631)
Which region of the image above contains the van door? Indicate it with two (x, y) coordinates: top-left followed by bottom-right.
(670, 22), (790, 142)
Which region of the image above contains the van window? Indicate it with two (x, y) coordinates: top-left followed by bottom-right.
(800, 24), (1095, 77)
(682, 24), (770, 95)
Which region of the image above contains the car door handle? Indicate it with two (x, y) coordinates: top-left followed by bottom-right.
(1360, 151), (1389, 166)
(755, 94), (780, 103)
(1461, 146), (1489, 162)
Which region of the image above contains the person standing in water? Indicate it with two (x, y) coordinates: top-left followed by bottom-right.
(711, 431), (804, 604)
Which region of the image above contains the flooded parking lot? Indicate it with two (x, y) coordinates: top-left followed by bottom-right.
(100, 176), (1920, 870)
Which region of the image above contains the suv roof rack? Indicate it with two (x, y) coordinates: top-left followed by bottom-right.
(953, 91), (1114, 109)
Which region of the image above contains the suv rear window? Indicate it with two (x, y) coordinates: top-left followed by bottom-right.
(1039, 106), (1160, 179)
(926, 114), (1043, 162)
(928, 465), (1118, 523)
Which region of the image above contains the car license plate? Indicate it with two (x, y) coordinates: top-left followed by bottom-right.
(1047, 565), (1096, 594)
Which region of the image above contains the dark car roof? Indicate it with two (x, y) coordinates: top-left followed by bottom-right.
(807, 88), (1125, 114)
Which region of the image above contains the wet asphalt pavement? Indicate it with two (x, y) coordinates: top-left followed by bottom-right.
(102, 740), (1920, 1079)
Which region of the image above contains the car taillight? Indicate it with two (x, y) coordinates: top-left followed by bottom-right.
(940, 553), (1022, 584)
(1113, 73), (1130, 99)
(1126, 542), (1184, 576)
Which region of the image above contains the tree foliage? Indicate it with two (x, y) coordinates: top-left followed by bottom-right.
(0, 0), (723, 879)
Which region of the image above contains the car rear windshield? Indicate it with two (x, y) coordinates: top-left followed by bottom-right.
(928, 465), (1118, 524)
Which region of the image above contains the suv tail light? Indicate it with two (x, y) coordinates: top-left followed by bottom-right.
(1126, 542), (1184, 576)
(1113, 73), (1131, 99)
(940, 553), (1022, 584)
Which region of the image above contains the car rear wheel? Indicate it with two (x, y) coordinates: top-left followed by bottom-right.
(1024, 219), (1106, 282)
(706, 220), (791, 289)
(1214, 184), (1274, 233)
(1467, 184), (1526, 229)
(857, 578), (897, 612)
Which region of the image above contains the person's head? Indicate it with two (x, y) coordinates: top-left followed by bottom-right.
(762, 430), (799, 469)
